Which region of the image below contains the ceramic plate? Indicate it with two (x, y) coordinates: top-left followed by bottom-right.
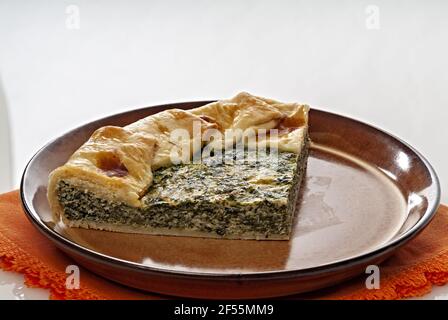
(21, 101), (441, 298)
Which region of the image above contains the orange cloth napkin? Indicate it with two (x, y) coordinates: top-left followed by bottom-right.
(0, 190), (447, 300)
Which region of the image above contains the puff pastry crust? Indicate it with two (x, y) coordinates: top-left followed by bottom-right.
(48, 92), (310, 238)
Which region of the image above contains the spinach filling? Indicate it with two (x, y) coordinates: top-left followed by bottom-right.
(57, 148), (307, 237)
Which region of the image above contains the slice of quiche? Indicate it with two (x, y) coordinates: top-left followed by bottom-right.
(48, 92), (310, 240)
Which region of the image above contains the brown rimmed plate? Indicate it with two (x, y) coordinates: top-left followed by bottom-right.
(20, 101), (441, 299)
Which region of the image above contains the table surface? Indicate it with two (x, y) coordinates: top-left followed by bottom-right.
(0, 268), (446, 300)
(0, 0), (447, 299)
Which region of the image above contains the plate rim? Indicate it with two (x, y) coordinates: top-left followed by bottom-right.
(20, 101), (441, 280)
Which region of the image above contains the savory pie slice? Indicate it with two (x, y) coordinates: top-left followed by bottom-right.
(48, 92), (310, 240)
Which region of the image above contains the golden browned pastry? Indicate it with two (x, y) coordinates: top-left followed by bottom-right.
(48, 92), (310, 240)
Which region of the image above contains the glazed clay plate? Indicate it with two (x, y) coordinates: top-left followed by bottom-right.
(21, 101), (441, 299)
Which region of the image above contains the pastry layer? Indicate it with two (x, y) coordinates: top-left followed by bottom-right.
(48, 92), (310, 240)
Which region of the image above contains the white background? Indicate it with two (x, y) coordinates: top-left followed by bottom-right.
(0, 0), (447, 299)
